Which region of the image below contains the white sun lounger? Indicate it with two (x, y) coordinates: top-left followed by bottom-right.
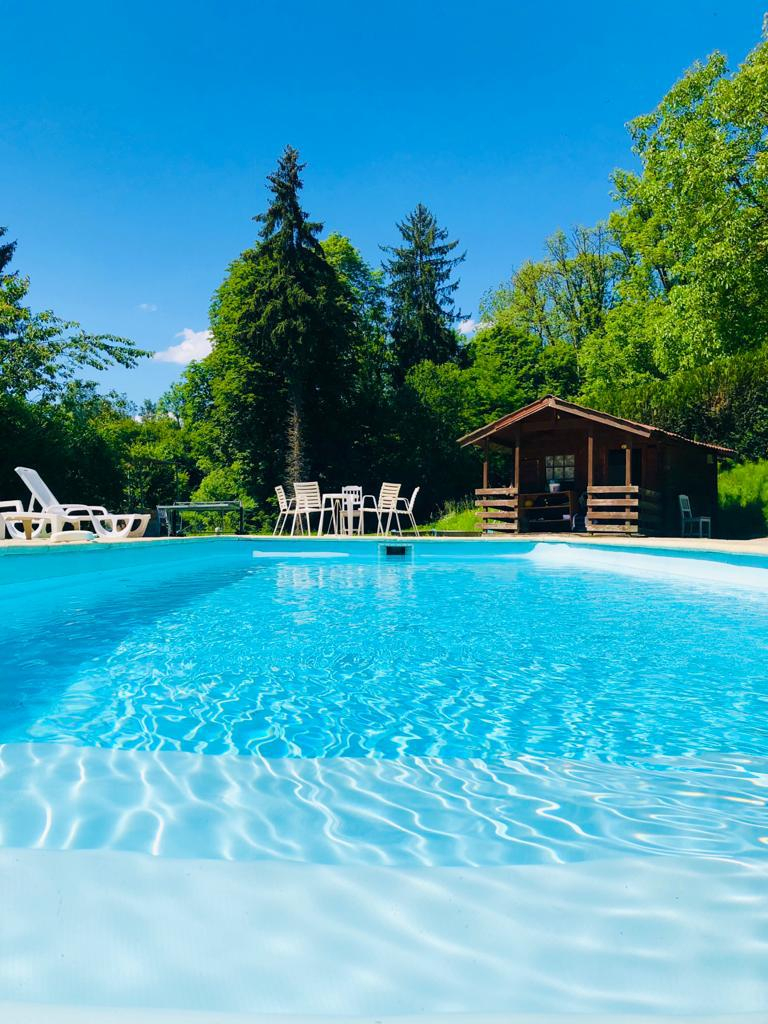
(12, 467), (150, 540)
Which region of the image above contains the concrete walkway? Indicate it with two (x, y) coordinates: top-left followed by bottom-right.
(1, 532), (768, 557)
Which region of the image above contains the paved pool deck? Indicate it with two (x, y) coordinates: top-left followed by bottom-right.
(1, 532), (768, 557)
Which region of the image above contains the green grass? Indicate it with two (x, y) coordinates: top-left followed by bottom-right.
(428, 499), (480, 534)
(718, 459), (768, 538)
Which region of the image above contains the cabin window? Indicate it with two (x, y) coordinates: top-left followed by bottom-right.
(545, 454), (575, 483)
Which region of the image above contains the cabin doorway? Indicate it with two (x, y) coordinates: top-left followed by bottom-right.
(606, 448), (643, 487)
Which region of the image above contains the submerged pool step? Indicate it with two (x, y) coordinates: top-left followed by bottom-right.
(2, 847), (766, 1017)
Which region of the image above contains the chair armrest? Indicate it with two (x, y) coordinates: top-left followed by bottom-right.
(360, 496), (378, 511)
(0, 500), (22, 513)
(60, 504), (108, 516)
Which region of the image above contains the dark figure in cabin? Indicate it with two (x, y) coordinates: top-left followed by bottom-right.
(571, 491), (588, 532)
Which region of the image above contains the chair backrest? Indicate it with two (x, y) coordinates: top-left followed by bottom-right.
(294, 481), (321, 511)
(406, 486), (420, 511)
(378, 482), (401, 511)
(679, 494), (692, 520)
(342, 485), (362, 507)
(275, 485), (290, 513)
(16, 466), (60, 511)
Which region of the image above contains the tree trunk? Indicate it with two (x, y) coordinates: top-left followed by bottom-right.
(285, 389), (308, 484)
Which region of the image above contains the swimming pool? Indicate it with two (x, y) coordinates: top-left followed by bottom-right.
(1, 538), (767, 1020)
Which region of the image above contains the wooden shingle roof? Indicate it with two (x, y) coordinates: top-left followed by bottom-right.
(457, 395), (735, 456)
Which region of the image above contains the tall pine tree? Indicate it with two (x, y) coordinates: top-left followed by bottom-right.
(382, 204), (465, 382)
(208, 147), (357, 492)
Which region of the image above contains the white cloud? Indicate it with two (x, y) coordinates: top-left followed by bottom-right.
(458, 318), (483, 336)
(138, 302), (158, 312)
(154, 328), (213, 365)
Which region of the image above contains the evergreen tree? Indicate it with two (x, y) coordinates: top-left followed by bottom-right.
(382, 204), (465, 381)
(208, 146), (357, 492)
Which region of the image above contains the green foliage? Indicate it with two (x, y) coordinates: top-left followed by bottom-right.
(718, 460), (768, 537)
(208, 146), (359, 492)
(429, 498), (480, 533)
(588, 344), (768, 461)
(5, 37), (768, 537)
(482, 225), (623, 351)
(383, 204), (465, 381)
(0, 384), (131, 509)
(0, 227), (148, 400)
(580, 42), (768, 396)
(467, 315), (579, 412)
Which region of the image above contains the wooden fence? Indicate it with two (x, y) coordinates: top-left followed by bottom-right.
(475, 487), (518, 534)
(587, 486), (661, 535)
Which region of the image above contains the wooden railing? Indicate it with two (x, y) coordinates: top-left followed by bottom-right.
(587, 486), (661, 535)
(475, 487), (518, 534)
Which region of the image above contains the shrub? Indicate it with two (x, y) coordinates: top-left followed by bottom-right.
(718, 460), (768, 538)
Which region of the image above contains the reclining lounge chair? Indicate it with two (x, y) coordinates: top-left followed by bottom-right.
(8, 467), (150, 540)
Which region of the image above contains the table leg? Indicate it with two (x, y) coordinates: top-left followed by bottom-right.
(23, 520), (32, 541)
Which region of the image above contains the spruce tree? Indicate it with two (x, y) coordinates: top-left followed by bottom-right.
(209, 146), (357, 491)
(382, 204), (465, 381)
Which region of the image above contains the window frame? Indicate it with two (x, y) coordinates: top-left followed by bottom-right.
(545, 453), (576, 483)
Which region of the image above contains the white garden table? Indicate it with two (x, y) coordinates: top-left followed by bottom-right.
(317, 492), (360, 536)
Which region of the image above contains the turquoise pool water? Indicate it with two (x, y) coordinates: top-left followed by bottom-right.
(1, 538), (767, 1019)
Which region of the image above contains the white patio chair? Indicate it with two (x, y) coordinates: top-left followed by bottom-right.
(394, 486), (420, 536)
(361, 482), (401, 535)
(13, 466), (150, 540)
(679, 494), (711, 538)
(293, 481), (323, 536)
(0, 500), (26, 540)
(340, 485), (364, 536)
(273, 486), (299, 536)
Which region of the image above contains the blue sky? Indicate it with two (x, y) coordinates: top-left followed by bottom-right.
(2, 1), (765, 402)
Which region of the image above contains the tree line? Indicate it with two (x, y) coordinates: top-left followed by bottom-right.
(2, 35), (767, 529)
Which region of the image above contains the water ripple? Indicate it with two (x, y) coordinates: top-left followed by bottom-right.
(1, 743), (766, 865)
(3, 558), (767, 764)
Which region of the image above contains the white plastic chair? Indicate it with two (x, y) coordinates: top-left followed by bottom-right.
(293, 481), (322, 535)
(395, 486), (420, 536)
(679, 494), (711, 538)
(361, 482), (402, 535)
(340, 485), (363, 536)
(13, 466), (150, 539)
(0, 500), (28, 539)
(273, 486), (299, 536)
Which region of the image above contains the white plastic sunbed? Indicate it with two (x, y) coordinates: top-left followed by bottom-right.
(11, 467), (150, 540)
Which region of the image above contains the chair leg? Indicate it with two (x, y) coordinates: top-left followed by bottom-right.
(409, 510), (419, 536)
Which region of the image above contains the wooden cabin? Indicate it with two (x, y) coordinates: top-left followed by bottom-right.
(457, 395), (733, 536)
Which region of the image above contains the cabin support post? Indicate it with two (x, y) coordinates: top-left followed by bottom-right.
(587, 431), (594, 489)
(482, 440), (489, 490)
(514, 431), (521, 493)
(625, 444), (632, 487)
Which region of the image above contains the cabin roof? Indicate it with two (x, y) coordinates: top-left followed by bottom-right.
(457, 395), (735, 456)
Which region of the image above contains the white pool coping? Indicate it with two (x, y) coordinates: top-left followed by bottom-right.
(1, 532), (768, 558)
(3, 1006), (764, 1023)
